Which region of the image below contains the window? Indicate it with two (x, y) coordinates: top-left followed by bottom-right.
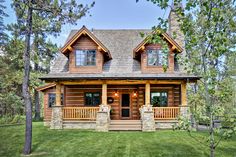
(151, 91), (168, 107)
(85, 92), (100, 106)
(147, 49), (168, 66)
(48, 93), (63, 108)
(75, 50), (96, 66)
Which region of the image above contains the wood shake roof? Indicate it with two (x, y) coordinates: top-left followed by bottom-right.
(40, 28), (200, 81)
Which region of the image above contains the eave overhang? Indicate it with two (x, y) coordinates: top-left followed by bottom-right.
(36, 83), (56, 91)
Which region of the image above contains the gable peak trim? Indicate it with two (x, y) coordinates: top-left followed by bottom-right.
(133, 30), (183, 58)
(60, 26), (112, 59)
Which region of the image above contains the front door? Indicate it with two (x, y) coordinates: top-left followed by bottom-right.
(121, 93), (131, 119)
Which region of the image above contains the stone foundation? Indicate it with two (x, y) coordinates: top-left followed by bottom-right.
(63, 121), (96, 129)
(50, 106), (63, 129)
(155, 121), (178, 129)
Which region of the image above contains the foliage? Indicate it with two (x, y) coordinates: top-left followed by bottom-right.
(10, 0), (95, 154)
(0, 36), (24, 116)
(139, 0), (236, 156)
(0, 115), (25, 124)
(0, 0), (8, 45)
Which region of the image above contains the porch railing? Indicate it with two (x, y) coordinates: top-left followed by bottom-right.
(63, 107), (99, 120)
(153, 107), (180, 120)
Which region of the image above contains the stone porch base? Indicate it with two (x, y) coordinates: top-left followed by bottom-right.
(63, 121), (96, 129)
(155, 120), (178, 129)
(44, 120), (179, 130)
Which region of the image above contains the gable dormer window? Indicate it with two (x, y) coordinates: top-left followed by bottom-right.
(147, 49), (168, 66)
(75, 50), (96, 66)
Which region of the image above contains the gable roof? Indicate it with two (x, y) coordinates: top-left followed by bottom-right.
(40, 28), (200, 81)
(60, 26), (112, 59)
(133, 30), (183, 58)
(36, 83), (56, 91)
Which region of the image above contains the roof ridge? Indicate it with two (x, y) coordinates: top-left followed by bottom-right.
(70, 29), (152, 31)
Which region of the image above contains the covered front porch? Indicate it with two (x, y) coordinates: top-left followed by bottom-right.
(49, 79), (189, 131)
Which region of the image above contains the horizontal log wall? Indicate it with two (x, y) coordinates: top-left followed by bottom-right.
(42, 84), (181, 122)
(65, 85), (102, 106)
(43, 88), (55, 122)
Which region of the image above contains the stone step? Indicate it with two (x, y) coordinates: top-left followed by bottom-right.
(110, 120), (141, 125)
(63, 121), (95, 124)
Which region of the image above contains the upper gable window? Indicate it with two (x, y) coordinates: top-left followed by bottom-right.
(75, 50), (96, 66)
(147, 49), (168, 66)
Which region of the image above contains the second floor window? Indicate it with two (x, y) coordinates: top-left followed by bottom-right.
(75, 50), (96, 66)
(147, 49), (168, 66)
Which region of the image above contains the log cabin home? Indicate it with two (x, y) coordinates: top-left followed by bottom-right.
(37, 9), (200, 131)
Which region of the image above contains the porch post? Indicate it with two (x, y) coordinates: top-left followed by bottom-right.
(96, 83), (110, 132)
(140, 81), (155, 132)
(55, 83), (61, 106)
(145, 82), (151, 106)
(102, 83), (107, 105)
(50, 83), (63, 129)
(180, 81), (189, 119)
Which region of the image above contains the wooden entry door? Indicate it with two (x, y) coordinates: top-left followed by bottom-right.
(120, 93), (131, 119)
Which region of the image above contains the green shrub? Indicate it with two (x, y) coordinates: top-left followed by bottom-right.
(11, 115), (25, 124)
(0, 115), (25, 125)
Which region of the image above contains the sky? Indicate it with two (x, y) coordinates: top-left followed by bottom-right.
(4, 0), (170, 47)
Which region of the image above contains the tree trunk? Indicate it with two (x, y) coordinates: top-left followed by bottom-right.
(34, 89), (40, 121)
(201, 45), (215, 157)
(210, 113), (215, 157)
(23, 2), (33, 155)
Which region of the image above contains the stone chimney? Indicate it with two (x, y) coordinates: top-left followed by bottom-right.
(168, 3), (187, 72)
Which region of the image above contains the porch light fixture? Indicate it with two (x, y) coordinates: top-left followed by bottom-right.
(133, 91), (137, 97)
(114, 90), (118, 97)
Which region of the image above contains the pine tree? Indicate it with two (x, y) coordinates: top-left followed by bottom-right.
(12, 0), (94, 154)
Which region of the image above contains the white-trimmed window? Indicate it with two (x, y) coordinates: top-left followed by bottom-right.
(48, 93), (63, 107)
(150, 91), (168, 107)
(75, 50), (96, 66)
(147, 49), (168, 66)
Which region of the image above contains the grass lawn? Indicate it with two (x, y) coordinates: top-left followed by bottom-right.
(0, 122), (235, 157)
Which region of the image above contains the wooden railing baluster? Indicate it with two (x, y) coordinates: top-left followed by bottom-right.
(153, 107), (180, 120)
(63, 107), (99, 120)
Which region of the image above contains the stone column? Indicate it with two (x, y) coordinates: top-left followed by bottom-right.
(140, 106), (155, 132)
(180, 81), (190, 119)
(96, 105), (110, 132)
(50, 83), (63, 129)
(140, 82), (155, 132)
(180, 106), (190, 119)
(96, 83), (110, 132)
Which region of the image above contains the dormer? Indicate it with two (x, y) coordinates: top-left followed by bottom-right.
(60, 26), (111, 73)
(133, 31), (183, 73)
